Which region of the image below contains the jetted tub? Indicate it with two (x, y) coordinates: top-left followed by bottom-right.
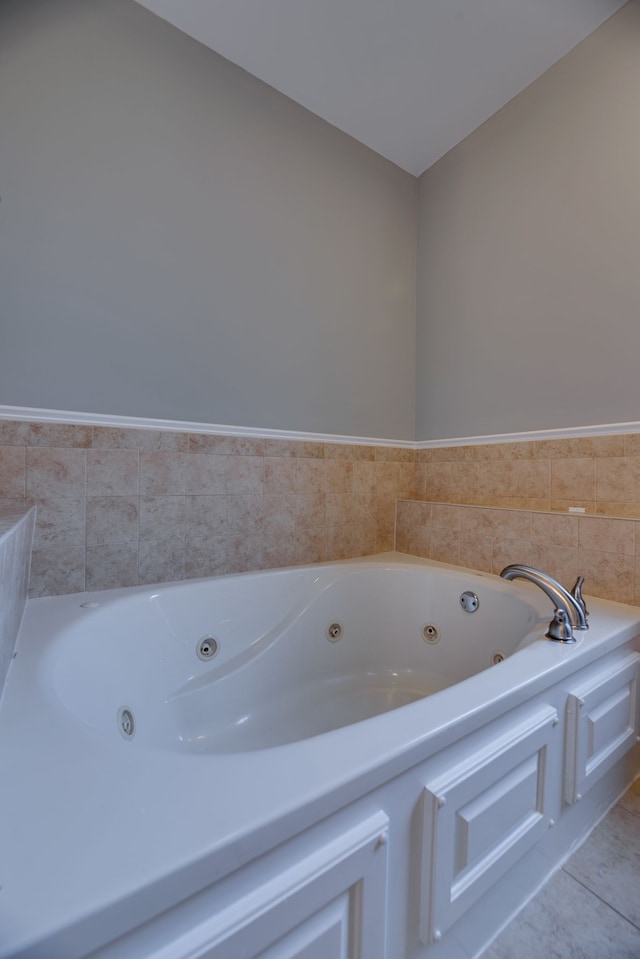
(1, 553), (639, 959)
(44, 557), (545, 755)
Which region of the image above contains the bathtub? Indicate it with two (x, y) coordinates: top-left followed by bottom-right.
(0, 552), (639, 959)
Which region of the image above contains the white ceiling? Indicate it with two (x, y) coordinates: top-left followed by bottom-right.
(134, 0), (627, 176)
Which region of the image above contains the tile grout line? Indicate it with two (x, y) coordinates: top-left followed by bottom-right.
(559, 867), (640, 934)
(615, 799), (640, 823)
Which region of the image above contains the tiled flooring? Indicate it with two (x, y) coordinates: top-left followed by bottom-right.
(481, 777), (640, 959)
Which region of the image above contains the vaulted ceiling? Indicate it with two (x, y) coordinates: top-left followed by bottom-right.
(134, 0), (627, 175)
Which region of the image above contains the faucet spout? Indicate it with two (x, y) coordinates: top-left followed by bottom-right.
(500, 564), (588, 643)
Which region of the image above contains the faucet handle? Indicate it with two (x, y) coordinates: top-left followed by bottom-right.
(546, 608), (576, 643)
(571, 576), (589, 619)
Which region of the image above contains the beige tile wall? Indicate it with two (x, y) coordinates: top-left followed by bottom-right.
(0, 420), (419, 597)
(0, 508), (35, 695)
(396, 500), (640, 606)
(5, 419), (640, 604)
(415, 435), (640, 516)
(404, 433), (640, 606)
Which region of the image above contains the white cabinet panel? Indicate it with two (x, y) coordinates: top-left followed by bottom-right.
(419, 705), (558, 945)
(257, 895), (349, 959)
(136, 810), (389, 959)
(564, 652), (640, 804)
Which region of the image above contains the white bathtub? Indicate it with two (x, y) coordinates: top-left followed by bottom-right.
(0, 553), (639, 959)
(44, 559), (544, 755)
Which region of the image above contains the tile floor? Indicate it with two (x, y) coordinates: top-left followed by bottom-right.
(481, 777), (640, 958)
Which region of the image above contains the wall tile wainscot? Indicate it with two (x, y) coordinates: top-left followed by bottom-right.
(403, 432), (640, 607)
(4, 418), (640, 605)
(0, 419), (419, 597)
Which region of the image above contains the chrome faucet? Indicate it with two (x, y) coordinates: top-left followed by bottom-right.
(500, 564), (588, 643)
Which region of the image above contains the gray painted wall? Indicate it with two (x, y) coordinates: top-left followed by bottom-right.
(0, 0), (417, 439)
(416, 1), (640, 441)
(4, 0), (637, 445)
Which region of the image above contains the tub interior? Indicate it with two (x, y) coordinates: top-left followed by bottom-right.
(39, 564), (543, 753)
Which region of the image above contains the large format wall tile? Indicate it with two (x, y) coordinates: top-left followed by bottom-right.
(8, 418), (640, 601)
(418, 433), (640, 517)
(26, 448), (86, 498)
(397, 499), (640, 606)
(0, 420), (417, 596)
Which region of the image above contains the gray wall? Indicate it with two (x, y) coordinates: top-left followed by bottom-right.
(0, 0), (417, 440)
(4, 0), (637, 445)
(415, 1), (640, 441)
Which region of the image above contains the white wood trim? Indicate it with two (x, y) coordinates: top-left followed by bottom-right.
(2, 406), (640, 450)
(416, 421), (640, 448)
(0, 406), (414, 448)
